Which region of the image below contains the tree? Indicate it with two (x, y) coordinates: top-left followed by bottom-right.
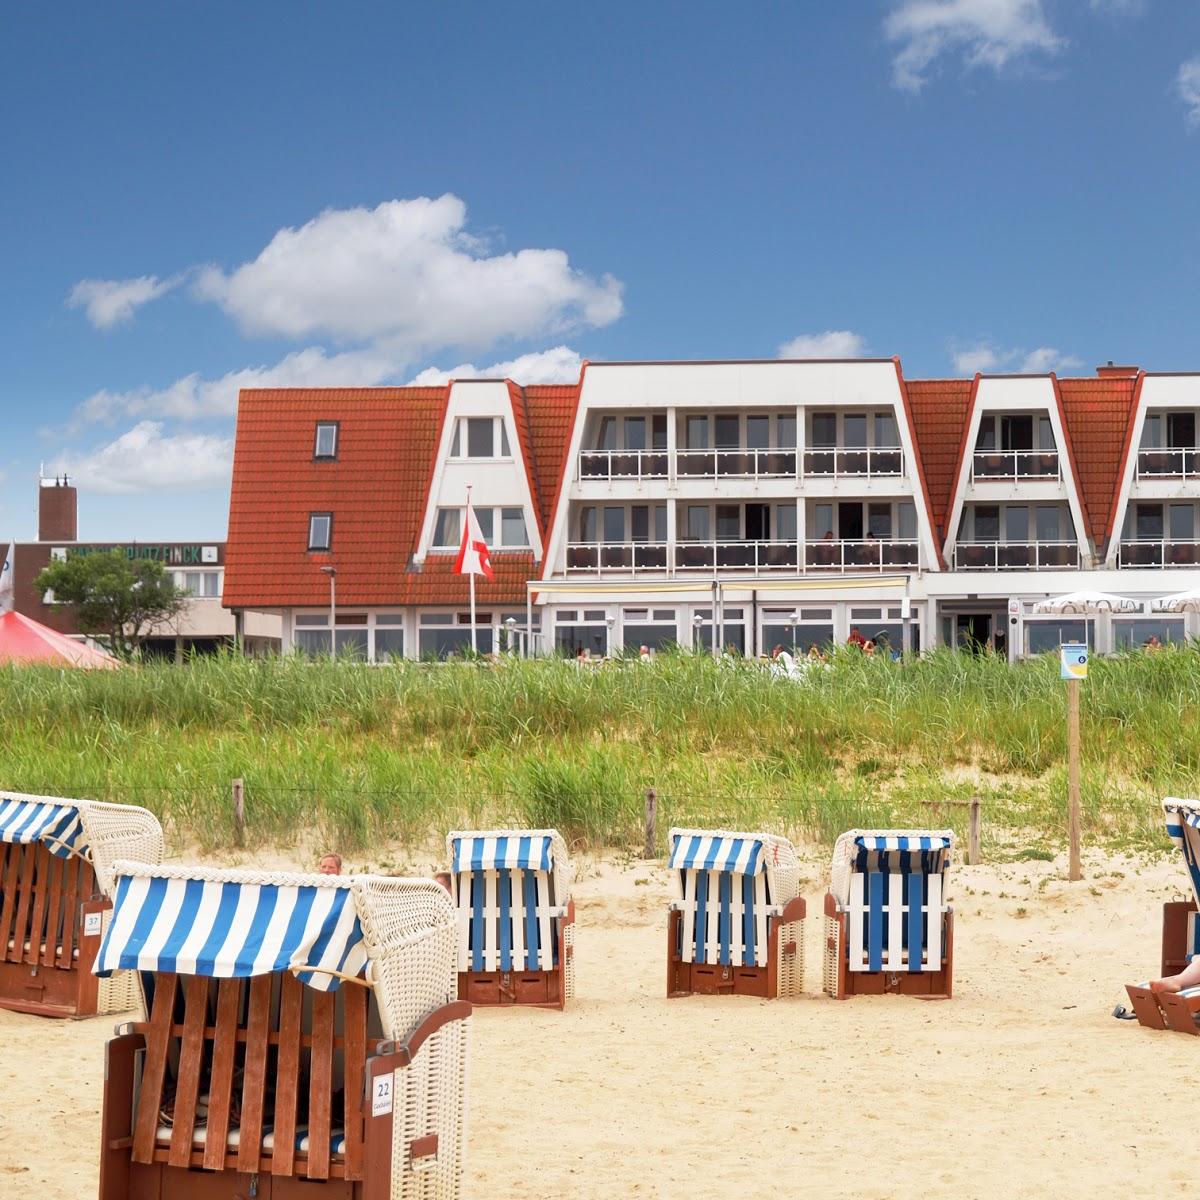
(34, 549), (187, 658)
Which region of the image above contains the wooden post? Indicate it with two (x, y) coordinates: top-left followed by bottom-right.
(967, 796), (982, 865)
(232, 778), (245, 847)
(643, 788), (657, 859)
(1067, 679), (1081, 881)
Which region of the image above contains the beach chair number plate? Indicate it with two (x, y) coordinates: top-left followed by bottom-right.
(372, 1074), (393, 1117)
(84, 912), (103, 937)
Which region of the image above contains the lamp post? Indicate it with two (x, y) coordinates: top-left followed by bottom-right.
(505, 616), (517, 657)
(692, 611), (705, 653)
(789, 609), (801, 653)
(320, 566), (337, 658)
(605, 614), (615, 658)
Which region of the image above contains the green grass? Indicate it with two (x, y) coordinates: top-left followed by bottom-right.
(0, 646), (1196, 855)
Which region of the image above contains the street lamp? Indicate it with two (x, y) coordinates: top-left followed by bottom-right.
(692, 611), (705, 653)
(605, 614), (615, 658)
(320, 566), (337, 658)
(504, 616), (517, 657)
(788, 609), (801, 653)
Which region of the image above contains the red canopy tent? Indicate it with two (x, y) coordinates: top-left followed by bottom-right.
(0, 610), (121, 668)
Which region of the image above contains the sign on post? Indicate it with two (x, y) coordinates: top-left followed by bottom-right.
(1060, 643), (1088, 681)
(1060, 643), (1086, 880)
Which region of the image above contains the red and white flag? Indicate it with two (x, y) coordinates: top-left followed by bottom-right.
(454, 498), (494, 581)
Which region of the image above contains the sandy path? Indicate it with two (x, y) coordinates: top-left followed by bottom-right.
(1, 848), (1197, 1198)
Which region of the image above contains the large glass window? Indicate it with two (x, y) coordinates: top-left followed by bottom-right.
(843, 414), (867, 448)
(654, 505), (667, 542)
(624, 416), (646, 451)
(456, 417), (509, 458)
(777, 413), (797, 448)
(1136, 504), (1164, 540)
(867, 503), (892, 539)
(716, 505), (740, 541)
(1026, 619), (1090, 655)
(314, 422), (338, 459)
(686, 416), (709, 449)
(433, 509), (461, 547)
(1170, 504), (1195, 541)
(1168, 412), (1196, 448)
(875, 412), (899, 447)
(603, 507), (625, 543)
(687, 506), (710, 540)
(973, 506), (1000, 542)
(898, 502), (917, 540)
(1006, 506), (1029, 542)
(812, 413), (837, 447)
(475, 508), (494, 541)
(1036, 506), (1060, 542)
(813, 504), (834, 539)
(776, 504), (797, 540)
(651, 414), (668, 449)
(308, 513), (332, 551)
(578, 507), (596, 542)
(631, 506), (649, 543)
(1114, 619), (1185, 649)
(294, 630), (331, 657)
(500, 508), (528, 547)
(746, 415), (770, 449)
(374, 628), (405, 660)
(715, 414), (739, 448)
(1038, 416), (1054, 450)
(596, 416), (617, 450)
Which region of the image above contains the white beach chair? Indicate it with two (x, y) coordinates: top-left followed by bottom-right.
(823, 829), (954, 999)
(666, 827), (805, 998)
(446, 828), (575, 1008)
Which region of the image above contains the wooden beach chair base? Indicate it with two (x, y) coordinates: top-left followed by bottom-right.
(1124, 984), (1168, 1030)
(666, 897), (805, 999)
(823, 892), (954, 1000)
(1160, 900), (1197, 978)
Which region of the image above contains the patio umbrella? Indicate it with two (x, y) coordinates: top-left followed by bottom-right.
(0, 610), (122, 668)
(1150, 586), (1200, 614)
(1031, 590), (1140, 615)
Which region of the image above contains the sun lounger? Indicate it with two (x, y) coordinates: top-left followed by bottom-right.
(666, 828), (805, 998)
(823, 829), (954, 999)
(95, 862), (470, 1199)
(446, 828), (575, 1008)
(0, 791), (162, 1018)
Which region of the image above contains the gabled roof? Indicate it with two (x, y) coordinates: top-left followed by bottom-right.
(523, 383), (581, 546)
(903, 378), (975, 541)
(1056, 376), (1139, 550)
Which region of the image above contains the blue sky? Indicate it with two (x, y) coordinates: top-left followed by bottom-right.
(1, 1), (1198, 540)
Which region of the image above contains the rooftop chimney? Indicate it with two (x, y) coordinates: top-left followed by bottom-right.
(38, 475), (77, 542)
(1096, 361), (1138, 379)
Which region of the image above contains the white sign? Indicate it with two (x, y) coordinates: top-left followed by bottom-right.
(372, 1073), (393, 1117)
(1008, 599), (1020, 616)
(83, 911), (103, 938)
(201, 545), (218, 564)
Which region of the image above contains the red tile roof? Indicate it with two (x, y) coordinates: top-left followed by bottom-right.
(523, 383), (581, 555)
(1056, 375), (1140, 550)
(903, 378), (976, 541)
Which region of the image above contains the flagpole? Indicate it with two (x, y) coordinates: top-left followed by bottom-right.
(467, 486), (477, 654)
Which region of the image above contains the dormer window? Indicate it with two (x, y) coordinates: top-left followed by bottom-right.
(308, 512), (332, 551)
(450, 417), (511, 459)
(314, 422), (339, 459)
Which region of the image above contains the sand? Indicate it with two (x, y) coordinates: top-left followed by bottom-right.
(1, 845), (1198, 1199)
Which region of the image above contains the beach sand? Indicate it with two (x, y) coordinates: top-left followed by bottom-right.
(1, 846), (1197, 1198)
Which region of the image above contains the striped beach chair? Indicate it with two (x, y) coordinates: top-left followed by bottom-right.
(823, 829), (954, 999)
(446, 828), (574, 1008)
(0, 791), (162, 1018)
(666, 828), (805, 999)
(1125, 798), (1200, 1034)
(95, 862), (470, 1200)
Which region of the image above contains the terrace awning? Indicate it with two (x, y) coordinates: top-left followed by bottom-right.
(0, 795), (85, 858)
(451, 834), (553, 874)
(95, 866), (368, 992)
(668, 833), (766, 876)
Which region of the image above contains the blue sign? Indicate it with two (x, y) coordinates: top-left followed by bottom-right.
(1060, 643), (1088, 681)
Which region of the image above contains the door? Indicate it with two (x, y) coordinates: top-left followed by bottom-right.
(955, 614), (992, 653)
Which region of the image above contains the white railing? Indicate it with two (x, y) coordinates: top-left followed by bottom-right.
(674, 540), (799, 574)
(952, 541), (1080, 570)
(803, 538), (919, 571)
(565, 541), (670, 575)
(578, 448), (669, 481)
(1117, 539), (1200, 568)
(802, 446), (904, 477)
(970, 450), (1060, 481)
(674, 448), (797, 479)
(1135, 448), (1200, 479)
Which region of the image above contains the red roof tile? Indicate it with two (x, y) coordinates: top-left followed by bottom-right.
(523, 383), (580, 553)
(903, 377), (976, 541)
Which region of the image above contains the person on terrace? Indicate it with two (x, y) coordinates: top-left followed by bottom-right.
(847, 626), (867, 649)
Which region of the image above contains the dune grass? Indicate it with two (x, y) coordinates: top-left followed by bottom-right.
(0, 647), (1196, 856)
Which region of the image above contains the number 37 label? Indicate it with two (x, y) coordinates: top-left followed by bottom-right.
(372, 1074), (393, 1117)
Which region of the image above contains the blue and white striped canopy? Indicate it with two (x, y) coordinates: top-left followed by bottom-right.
(1163, 802), (1200, 902)
(1164, 804), (1200, 849)
(855, 835), (951, 852)
(0, 796), (85, 858)
(95, 869), (367, 993)
(668, 833), (766, 876)
(452, 834), (552, 874)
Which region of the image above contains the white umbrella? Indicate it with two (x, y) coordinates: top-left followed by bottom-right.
(1031, 590), (1140, 615)
(1150, 586), (1200, 614)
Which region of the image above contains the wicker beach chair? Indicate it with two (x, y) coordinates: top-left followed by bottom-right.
(0, 791), (162, 1018)
(666, 828), (805, 999)
(1125, 798), (1200, 1034)
(446, 828), (575, 1008)
(823, 829), (955, 999)
(95, 862), (470, 1200)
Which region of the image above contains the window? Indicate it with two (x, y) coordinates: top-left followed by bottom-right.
(654, 505), (667, 542)
(867, 503), (892, 539)
(1170, 504), (1195, 541)
(686, 505), (710, 540)
(1006, 506), (1029, 542)
(686, 416), (709, 450)
(624, 416), (646, 451)
(651, 414), (668, 450)
(1038, 416), (1055, 450)
(776, 504), (797, 541)
(1036, 506), (1061, 542)
(812, 413), (836, 447)
(874, 413), (899, 448)
(1168, 412), (1196, 449)
(716, 505), (740, 541)
(974, 506), (1000, 542)
(1141, 414), (1163, 449)
(308, 513), (332, 551)
(433, 509), (461, 547)
(596, 416), (617, 451)
(746, 415), (770, 449)
(715, 414), (739, 448)
(374, 628), (405, 660)
(631, 506), (649, 543)
(843, 414), (867, 449)
(813, 504), (834, 539)
(777, 413), (797, 448)
(1136, 503), (1164, 541)
(475, 508), (494, 542)
(314, 422), (338, 459)
(500, 508), (528, 547)
(578, 507), (597, 542)
(898, 502), (917, 541)
(453, 416), (510, 458)
(603, 507), (625, 543)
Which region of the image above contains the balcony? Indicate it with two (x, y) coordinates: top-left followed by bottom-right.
(1117, 539), (1200, 568)
(952, 542), (1080, 570)
(675, 449), (796, 479)
(578, 449), (669, 481)
(970, 450), (1060, 481)
(803, 539), (918, 571)
(802, 447), (903, 477)
(1135, 448), (1200, 480)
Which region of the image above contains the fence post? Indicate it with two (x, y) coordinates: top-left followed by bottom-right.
(232, 778), (245, 847)
(967, 796), (981, 865)
(643, 788), (657, 859)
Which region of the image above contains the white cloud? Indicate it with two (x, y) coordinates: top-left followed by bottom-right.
(406, 346), (583, 387)
(778, 330), (867, 358)
(951, 341), (1082, 374)
(1180, 57), (1200, 128)
(193, 195), (623, 354)
(884, 0), (1064, 92)
(49, 422), (233, 495)
(67, 275), (180, 329)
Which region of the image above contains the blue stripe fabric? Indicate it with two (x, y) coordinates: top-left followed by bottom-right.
(522, 871), (539, 971)
(855, 835), (951, 851)
(867, 868), (884, 972)
(0, 797), (86, 858)
(907, 873), (925, 972)
(742, 874), (756, 966)
(668, 833), (767, 876)
(452, 835), (554, 874)
(497, 867), (512, 972)
(470, 871), (485, 972)
(694, 870), (709, 962)
(717, 872), (732, 967)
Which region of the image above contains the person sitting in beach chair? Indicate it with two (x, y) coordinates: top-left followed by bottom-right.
(94, 861), (470, 1199)
(666, 827), (805, 999)
(318, 851), (342, 875)
(1125, 798), (1200, 1034)
(446, 828), (575, 1008)
(823, 829), (955, 999)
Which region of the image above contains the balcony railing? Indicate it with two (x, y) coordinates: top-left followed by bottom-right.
(952, 541), (1080, 570)
(675, 449), (796, 479)
(566, 542), (670, 574)
(674, 540), (798, 573)
(803, 539), (918, 571)
(970, 450), (1060, 481)
(1117, 539), (1200, 568)
(578, 449), (669, 481)
(564, 539), (916, 576)
(802, 446), (904, 477)
(1135, 448), (1200, 479)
